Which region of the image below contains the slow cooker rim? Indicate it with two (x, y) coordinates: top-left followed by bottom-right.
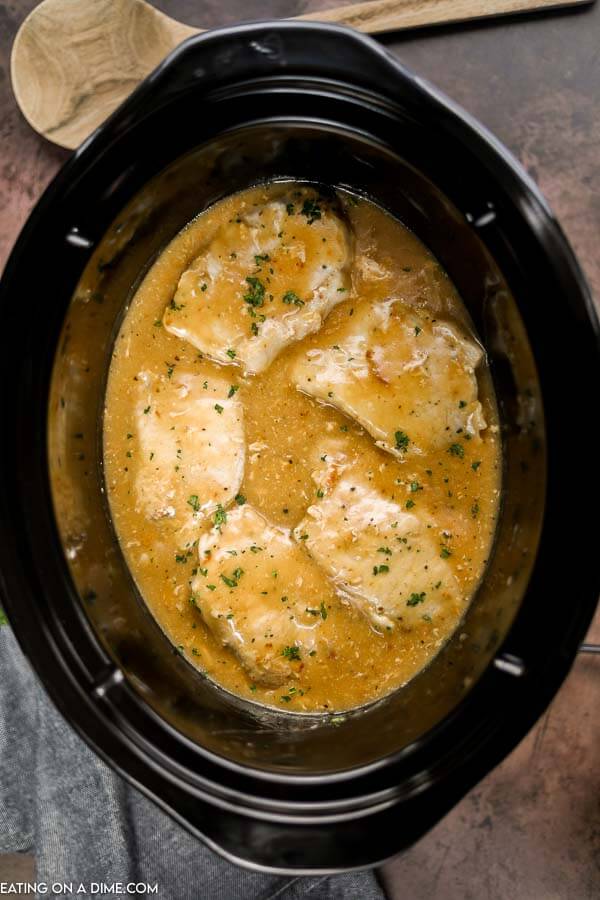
(2, 15), (597, 764)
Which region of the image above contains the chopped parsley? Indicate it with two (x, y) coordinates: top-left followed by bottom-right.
(300, 198), (322, 224)
(409, 481), (422, 493)
(395, 430), (410, 452)
(187, 494), (201, 513)
(243, 276), (265, 308)
(472, 460), (481, 471)
(320, 601), (328, 620)
(254, 254), (270, 265)
(234, 493), (246, 506)
(226, 348), (236, 359)
(221, 568), (243, 588)
(405, 499), (416, 509)
(373, 564), (390, 575)
(407, 592), (426, 607)
(282, 291), (304, 306)
(214, 403), (224, 414)
(143, 405), (151, 415)
(440, 546), (452, 559)
(377, 547), (392, 556)
(281, 644), (301, 661)
(228, 385), (239, 398)
(213, 504), (227, 529)
(448, 443), (465, 458)
(0, 608), (8, 627)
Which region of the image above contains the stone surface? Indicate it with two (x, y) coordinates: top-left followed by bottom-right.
(0, 853), (34, 883)
(0, 1), (598, 896)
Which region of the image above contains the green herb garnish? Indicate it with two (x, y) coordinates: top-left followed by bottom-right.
(282, 291), (304, 306)
(213, 504), (227, 529)
(395, 430), (410, 452)
(300, 198), (322, 224)
(221, 568), (243, 588)
(243, 276), (265, 308)
(448, 443), (465, 458)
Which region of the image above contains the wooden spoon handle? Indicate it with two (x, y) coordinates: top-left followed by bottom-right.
(299, 0), (592, 34)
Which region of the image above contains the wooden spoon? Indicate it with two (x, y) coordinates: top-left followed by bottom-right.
(11, 0), (593, 150)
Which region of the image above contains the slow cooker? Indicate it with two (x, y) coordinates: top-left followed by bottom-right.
(0, 21), (598, 873)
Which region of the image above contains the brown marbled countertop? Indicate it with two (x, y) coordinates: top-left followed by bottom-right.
(0, 1), (598, 896)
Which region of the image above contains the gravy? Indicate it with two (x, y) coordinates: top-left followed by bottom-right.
(103, 183), (501, 713)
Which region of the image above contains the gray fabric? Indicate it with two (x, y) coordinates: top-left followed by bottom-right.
(0, 626), (386, 899)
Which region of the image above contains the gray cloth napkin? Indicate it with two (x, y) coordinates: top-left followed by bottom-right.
(0, 626), (386, 899)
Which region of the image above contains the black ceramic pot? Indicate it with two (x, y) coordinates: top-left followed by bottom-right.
(0, 22), (598, 874)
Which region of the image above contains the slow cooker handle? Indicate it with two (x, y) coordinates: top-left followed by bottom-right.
(83, 22), (426, 153)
